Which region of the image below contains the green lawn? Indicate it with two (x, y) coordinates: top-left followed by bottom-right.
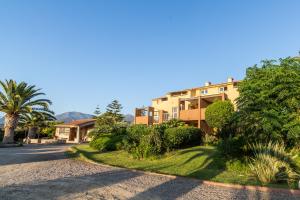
(69, 144), (298, 189)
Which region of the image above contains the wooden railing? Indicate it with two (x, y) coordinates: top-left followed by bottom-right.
(179, 109), (200, 121)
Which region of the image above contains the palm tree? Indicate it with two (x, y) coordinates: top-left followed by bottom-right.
(19, 109), (56, 142)
(0, 80), (52, 144)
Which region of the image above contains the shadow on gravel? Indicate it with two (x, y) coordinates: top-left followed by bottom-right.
(231, 186), (299, 200)
(130, 177), (200, 200)
(0, 168), (142, 200)
(0, 144), (70, 166)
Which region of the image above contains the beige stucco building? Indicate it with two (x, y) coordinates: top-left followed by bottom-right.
(135, 77), (240, 133)
(54, 119), (96, 143)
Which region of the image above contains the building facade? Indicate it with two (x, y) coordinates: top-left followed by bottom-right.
(135, 78), (239, 133)
(54, 119), (96, 143)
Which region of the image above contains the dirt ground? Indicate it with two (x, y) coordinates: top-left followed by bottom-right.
(0, 144), (298, 200)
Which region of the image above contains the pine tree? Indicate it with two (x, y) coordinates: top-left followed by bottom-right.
(94, 105), (101, 116)
(106, 100), (124, 122)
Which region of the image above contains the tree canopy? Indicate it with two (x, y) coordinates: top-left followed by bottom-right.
(236, 57), (300, 147)
(106, 100), (124, 122)
(0, 79), (52, 143)
(90, 100), (126, 138)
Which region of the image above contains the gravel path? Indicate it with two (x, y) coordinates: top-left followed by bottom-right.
(0, 144), (298, 200)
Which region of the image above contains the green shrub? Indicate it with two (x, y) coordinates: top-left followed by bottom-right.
(217, 136), (246, 158)
(248, 141), (299, 185)
(111, 122), (128, 136)
(121, 135), (137, 152)
(136, 128), (165, 159)
(164, 127), (202, 150)
(205, 100), (234, 131)
(88, 125), (112, 138)
(90, 134), (124, 152)
(203, 134), (218, 146)
(14, 130), (26, 142)
(126, 124), (151, 143)
(160, 119), (185, 129)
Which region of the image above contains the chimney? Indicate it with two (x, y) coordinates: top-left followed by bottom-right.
(227, 77), (234, 83)
(204, 81), (211, 86)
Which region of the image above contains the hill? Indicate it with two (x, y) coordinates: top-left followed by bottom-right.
(55, 112), (94, 123)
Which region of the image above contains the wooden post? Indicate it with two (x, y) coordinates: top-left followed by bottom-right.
(198, 97), (201, 128)
(75, 126), (80, 143)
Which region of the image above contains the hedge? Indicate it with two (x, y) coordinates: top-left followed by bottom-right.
(164, 127), (202, 149)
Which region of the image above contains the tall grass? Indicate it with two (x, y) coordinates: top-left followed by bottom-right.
(248, 141), (299, 186)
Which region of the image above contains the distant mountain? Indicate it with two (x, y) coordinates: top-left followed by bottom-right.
(0, 112), (134, 125)
(55, 112), (94, 123)
(124, 114), (134, 124)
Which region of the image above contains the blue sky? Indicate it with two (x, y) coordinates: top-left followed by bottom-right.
(0, 0), (299, 115)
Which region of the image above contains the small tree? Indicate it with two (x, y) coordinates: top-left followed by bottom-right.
(40, 121), (61, 138)
(205, 100), (234, 132)
(106, 100), (124, 122)
(19, 109), (56, 141)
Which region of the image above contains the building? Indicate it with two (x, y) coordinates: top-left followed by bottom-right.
(54, 119), (96, 143)
(135, 77), (239, 133)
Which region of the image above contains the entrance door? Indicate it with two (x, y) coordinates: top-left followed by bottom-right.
(69, 128), (77, 141)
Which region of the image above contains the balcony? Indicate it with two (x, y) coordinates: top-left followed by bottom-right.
(135, 107), (154, 125)
(135, 116), (151, 125)
(200, 108), (206, 120)
(179, 109), (200, 121)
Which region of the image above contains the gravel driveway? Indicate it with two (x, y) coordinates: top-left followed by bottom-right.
(0, 144), (298, 200)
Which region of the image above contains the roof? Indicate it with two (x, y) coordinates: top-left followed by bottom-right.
(152, 80), (241, 101)
(192, 80), (240, 90)
(152, 96), (168, 100)
(55, 118), (96, 128)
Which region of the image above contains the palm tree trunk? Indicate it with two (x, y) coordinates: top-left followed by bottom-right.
(2, 114), (18, 144)
(28, 127), (38, 139)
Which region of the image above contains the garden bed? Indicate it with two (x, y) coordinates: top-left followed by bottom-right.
(69, 144), (299, 189)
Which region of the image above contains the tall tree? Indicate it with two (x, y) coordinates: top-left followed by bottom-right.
(0, 80), (52, 143)
(106, 100), (124, 122)
(236, 57), (300, 147)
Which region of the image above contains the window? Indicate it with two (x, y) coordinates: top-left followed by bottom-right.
(172, 107), (178, 119)
(180, 103), (185, 111)
(201, 90), (208, 95)
(219, 87), (227, 93)
(149, 111), (153, 117)
(163, 113), (169, 121)
(170, 91), (188, 97)
(59, 128), (70, 137)
(154, 111), (159, 123)
(140, 110), (147, 116)
(191, 89), (196, 97)
(59, 128), (65, 134)
(233, 82), (238, 88)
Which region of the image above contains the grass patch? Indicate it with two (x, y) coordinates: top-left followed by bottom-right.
(68, 144), (297, 189)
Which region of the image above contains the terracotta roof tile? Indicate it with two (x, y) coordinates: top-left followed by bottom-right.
(64, 118), (96, 126)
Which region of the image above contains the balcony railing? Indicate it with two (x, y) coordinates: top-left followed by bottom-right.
(135, 116), (150, 125)
(200, 108), (206, 120)
(179, 109), (200, 121)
